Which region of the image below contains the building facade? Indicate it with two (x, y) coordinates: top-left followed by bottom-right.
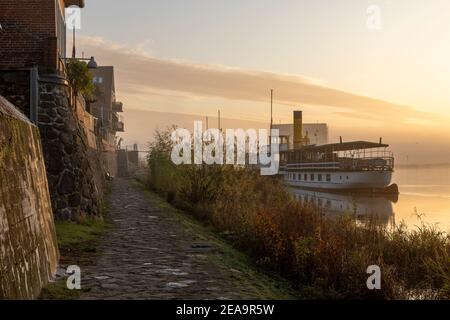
(90, 66), (125, 149)
(0, 0), (110, 220)
(0, 0), (85, 73)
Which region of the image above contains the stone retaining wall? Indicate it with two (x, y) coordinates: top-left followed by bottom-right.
(0, 96), (59, 299)
(38, 75), (103, 220)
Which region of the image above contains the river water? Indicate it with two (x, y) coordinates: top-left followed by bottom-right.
(290, 166), (450, 231)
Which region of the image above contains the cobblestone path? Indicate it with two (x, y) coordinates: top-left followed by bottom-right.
(80, 178), (294, 300)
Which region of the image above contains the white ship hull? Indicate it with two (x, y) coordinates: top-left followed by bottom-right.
(283, 170), (393, 190)
(289, 188), (394, 222)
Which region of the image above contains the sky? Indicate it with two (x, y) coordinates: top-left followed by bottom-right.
(70, 0), (450, 163)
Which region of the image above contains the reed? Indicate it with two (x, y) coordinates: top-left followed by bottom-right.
(147, 128), (450, 299)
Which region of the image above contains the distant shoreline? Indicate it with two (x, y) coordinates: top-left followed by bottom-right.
(396, 163), (450, 169)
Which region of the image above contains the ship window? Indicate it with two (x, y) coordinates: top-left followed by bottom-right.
(304, 174), (308, 181)
(310, 174), (315, 181)
(326, 174), (331, 182)
(318, 174), (323, 181)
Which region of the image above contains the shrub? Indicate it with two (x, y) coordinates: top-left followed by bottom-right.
(147, 127), (450, 299)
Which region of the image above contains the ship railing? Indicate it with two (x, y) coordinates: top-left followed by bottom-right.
(338, 156), (394, 171)
(340, 149), (393, 159)
(282, 156), (394, 171)
(285, 162), (341, 170)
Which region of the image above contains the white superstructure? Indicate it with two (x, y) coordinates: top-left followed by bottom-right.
(278, 111), (395, 191)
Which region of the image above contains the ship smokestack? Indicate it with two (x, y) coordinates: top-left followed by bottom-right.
(293, 110), (303, 148)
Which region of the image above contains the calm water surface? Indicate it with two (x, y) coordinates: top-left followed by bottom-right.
(290, 166), (450, 231)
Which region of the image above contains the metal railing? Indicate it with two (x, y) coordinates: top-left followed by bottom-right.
(282, 150), (394, 172)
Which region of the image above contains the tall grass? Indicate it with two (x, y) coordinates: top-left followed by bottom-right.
(147, 128), (450, 299)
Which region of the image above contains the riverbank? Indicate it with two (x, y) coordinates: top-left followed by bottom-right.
(146, 128), (450, 299)
(40, 178), (298, 300)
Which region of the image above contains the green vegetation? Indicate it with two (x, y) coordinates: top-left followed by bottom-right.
(66, 58), (96, 101)
(39, 277), (82, 300)
(147, 127), (450, 300)
(55, 219), (110, 264)
(39, 219), (110, 300)
(40, 182), (112, 300)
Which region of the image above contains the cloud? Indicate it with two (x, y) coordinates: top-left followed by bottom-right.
(77, 36), (443, 125)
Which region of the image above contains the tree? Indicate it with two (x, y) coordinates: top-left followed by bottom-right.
(66, 58), (96, 101)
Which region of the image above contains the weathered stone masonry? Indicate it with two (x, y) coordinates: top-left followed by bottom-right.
(0, 96), (59, 299)
(0, 70), (105, 220)
(38, 75), (103, 220)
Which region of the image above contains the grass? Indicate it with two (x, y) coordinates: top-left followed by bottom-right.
(39, 219), (111, 300)
(39, 183), (112, 300)
(39, 277), (83, 300)
(55, 219), (111, 264)
(145, 128), (450, 299)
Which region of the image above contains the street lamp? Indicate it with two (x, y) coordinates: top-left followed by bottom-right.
(87, 56), (98, 69)
(63, 56), (98, 69)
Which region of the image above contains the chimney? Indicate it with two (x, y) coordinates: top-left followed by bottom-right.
(293, 110), (303, 148)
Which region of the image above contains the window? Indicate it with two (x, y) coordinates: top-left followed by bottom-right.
(318, 174), (323, 182)
(310, 174), (315, 181)
(326, 174), (331, 182)
(298, 174), (301, 181)
(347, 176), (349, 180)
(304, 174), (308, 181)
(94, 77), (104, 84)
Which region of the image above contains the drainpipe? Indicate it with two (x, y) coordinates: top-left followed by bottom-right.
(29, 65), (39, 125)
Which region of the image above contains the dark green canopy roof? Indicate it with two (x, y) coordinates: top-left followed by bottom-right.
(282, 141), (389, 154)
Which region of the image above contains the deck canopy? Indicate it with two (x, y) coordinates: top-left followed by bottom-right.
(282, 141), (389, 154)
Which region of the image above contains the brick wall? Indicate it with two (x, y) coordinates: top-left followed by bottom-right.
(0, 0), (57, 71)
(0, 70), (30, 116)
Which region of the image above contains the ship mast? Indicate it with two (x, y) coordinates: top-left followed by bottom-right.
(270, 89), (273, 131)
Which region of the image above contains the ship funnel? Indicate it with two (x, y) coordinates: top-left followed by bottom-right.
(293, 110), (303, 148)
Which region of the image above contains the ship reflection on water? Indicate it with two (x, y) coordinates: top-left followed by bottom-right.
(289, 188), (397, 226)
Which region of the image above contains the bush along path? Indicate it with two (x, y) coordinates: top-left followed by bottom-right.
(69, 178), (297, 300)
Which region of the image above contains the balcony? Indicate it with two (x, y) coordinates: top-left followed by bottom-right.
(115, 121), (125, 132)
(112, 101), (123, 112)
